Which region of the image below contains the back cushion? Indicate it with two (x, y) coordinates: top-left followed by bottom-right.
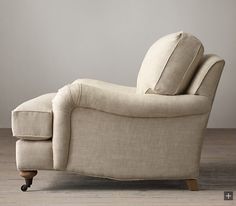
(137, 31), (204, 95)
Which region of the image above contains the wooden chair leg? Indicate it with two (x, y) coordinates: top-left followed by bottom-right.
(185, 179), (199, 191)
(19, 170), (38, 192)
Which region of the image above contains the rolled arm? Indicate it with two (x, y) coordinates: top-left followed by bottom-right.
(54, 79), (211, 118)
(52, 79), (136, 169)
(52, 79), (211, 170)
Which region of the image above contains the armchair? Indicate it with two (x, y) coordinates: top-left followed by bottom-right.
(12, 32), (225, 191)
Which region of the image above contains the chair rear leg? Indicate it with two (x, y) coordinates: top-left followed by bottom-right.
(185, 179), (199, 191)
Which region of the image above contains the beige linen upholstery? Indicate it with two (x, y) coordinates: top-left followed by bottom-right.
(16, 140), (53, 170)
(12, 32), (225, 183)
(52, 79), (211, 170)
(68, 108), (208, 179)
(12, 93), (56, 140)
(137, 31), (204, 95)
(73, 78), (136, 93)
(71, 79), (210, 118)
(187, 54), (225, 98)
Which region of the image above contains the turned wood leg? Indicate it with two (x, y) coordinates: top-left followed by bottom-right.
(19, 170), (38, 192)
(185, 179), (199, 191)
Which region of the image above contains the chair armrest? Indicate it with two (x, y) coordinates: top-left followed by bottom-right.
(52, 79), (211, 169)
(52, 79), (136, 169)
(53, 79), (211, 118)
(72, 78), (136, 94)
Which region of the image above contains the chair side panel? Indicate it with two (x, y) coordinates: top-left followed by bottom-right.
(66, 108), (208, 180)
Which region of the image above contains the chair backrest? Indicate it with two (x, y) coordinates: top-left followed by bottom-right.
(187, 54), (225, 99)
(137, 31), (204, 95)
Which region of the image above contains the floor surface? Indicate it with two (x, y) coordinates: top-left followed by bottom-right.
(0, 128), (235, 206)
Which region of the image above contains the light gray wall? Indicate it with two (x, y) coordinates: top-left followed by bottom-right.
(0, 0), (235, 128)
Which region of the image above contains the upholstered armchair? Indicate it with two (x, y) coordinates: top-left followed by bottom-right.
(12, 32), (225, 191)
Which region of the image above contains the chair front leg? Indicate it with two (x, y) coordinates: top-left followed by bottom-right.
(19, 170), (38, 192)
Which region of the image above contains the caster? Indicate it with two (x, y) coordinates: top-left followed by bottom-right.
(21, 184), (28, 192)
(19, 170), (37, 192)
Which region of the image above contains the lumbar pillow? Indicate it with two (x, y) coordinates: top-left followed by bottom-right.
(137, 31), (204, 95)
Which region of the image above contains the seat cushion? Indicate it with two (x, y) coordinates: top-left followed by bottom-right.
(12, 93), (56, 140)
(137, 31), (204, 95)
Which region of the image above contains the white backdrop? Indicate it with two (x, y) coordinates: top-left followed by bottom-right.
(0, 0), (236, 128)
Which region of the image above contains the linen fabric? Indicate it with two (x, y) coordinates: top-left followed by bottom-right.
(16, 139), (53, 170)
(52, 79), (211, 170)
(137, 31), (204, 95)
(67, 108), (208, 179)
(12, 93), (56, 140)
(187, 54), (225, 98)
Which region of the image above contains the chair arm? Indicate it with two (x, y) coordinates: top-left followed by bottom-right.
(72, 78), (136, 94)
(53, 79), (211, 118)
(52, 79), (211, 169)
(51, 79), (136, 169)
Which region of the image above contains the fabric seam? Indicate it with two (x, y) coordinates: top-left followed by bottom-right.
(72, 106), (209, 119)
(151, 32), (183, 93)
(13, 110), (52, 114)
(15, 134), (52, 138)
(174, 44), (203, 94)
